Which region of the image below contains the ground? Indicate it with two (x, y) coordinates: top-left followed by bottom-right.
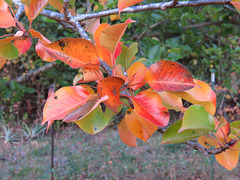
(0, 125), (239, 180)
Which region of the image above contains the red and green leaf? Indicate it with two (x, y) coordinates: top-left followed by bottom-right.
(13, 37), (32, 55)
(130, 90), (169, 127)
(0, 38), (19, 60)
(97, 77), (124, 112)
(145, 60), (195, 92)
(45, 38), (99, 68)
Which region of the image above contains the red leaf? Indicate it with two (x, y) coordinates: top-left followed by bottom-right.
(42, 85), (95, 127)
(215, 117), (230, 140)
(0, 10), (16, 28)
(13, 37), (32, 55)
(130, 90), (170, 127)
(118, 118), (138, 147)
(97, 77), (124, 112)
(45, 38), (99, 69)
(231, 0), (240, 10)
(127, 62), (147, 90)
(118, 0), (143, 13)
(145, 60), (195, 92)
(0, 0), (8, 11)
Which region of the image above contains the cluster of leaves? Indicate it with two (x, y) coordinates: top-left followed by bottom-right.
(0, 0), (240, 171)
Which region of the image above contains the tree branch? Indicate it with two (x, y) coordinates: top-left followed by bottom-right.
(8, 62), (57, 84)
(63, 0), (71, 21)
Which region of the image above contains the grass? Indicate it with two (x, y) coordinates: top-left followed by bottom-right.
(0, 125), (239, 180)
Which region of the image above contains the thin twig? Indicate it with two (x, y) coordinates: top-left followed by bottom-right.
(63, 0), (71, 21)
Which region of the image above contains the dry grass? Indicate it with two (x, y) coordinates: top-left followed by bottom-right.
(0, 125), (239, 180)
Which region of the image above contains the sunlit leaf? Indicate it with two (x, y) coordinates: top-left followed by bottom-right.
(130, 90), (169, 127)
(145, 60), (195, 92)
(0, 0), (9, 10)
(100, 18), (135, 54)
(157, 91), (185, 112)
(13, 37), (32, 55)
(118, 0), (143, 13)
(97, 77), (124, 112)
(127, 61), (147, 90)
(0, 56), (6, 69)
(45, 38), (99, 68)
(162, 119), (208, 144)
(171, 79), (216, 115)
(124, 108), (158, 142)
(180, 105), (215, 132)
(0, 10), (16, 28)
(118, 118), (138, 147)
(116, 42), (138, 69)
(42, 85), (94, 126)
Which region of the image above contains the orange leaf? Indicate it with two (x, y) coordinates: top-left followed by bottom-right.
(0, 56), (6, 69)
(118, 118), (138, 147)
(0, 10), (16, 28)
(94, 23), (112, 66)
(125, 108), (158, 142)
(127, 61), (147, 90)
(97, 77), (124, 112)
(13, 37), (32, 55)
(130, 90), (169, 127)
(171, 79), (216, 115)
(100, 18), (135, 54)
(114, 64), (128, 82)
(45, 38), (99, 69)
(118, 0), (143, 13)
(49, 0), (63, 12)
(42, 85), (94, 126)
(73, 67), (103, 85)
(30, 28), (51, 45)
(28, 0), (49, 21)
(215, 149), (239, 171)
(157, 91), (185, 112)
(0, 0), (8, 11)
(145, 60), (195, 92)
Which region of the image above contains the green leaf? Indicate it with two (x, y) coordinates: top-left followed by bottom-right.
(230, 121), (240, 138)
(116, 42), (138, 69)
(0, 42), (19, 60)
(180, 105), (216, 132)
(162, 119), (207, 144)
(74, 105), (110, 134)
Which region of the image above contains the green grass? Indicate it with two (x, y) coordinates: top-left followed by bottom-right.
(0, 126), (239, 179)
